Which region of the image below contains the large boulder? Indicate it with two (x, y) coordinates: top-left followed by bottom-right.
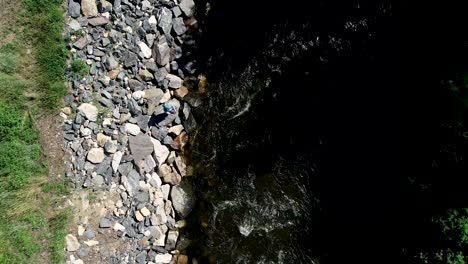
(170, 180), (195, 218)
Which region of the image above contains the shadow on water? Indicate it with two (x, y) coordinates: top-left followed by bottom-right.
(181, 0), (402, 263)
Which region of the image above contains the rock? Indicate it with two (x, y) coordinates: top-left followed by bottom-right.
(172, 6), (182, 17)
(140, 207), (151, 217)
(112, 151), (123, 173)
(73, 37), (88, 50)
(153, 39), (170, 66)
(159, 164), (181, 185)
(104, 140), (118, 153)
(87, 148), (105, 163)
(78, 225), (85, 236)
(154, 67), (168, 82)
(124, 52), (138, 68)
(168, 125), (184, 136)
(139, 69), (154, 81)
(78, 103), (98, 121)
(151, 205), (167, 225)
(172, 17), (186, 35)
(81, 0), (98, 17)
(165, 230), (178, 250)
(69, 1), (81, 18)
(135, 192), (149, 203)
(149, 172), (162, 188)
(128, 79), (144, 91)
(170, 181), (195, 218)
(83, 240), (99, 246)
(105, 56), (119, 70)
(88, 16), (109, 26)
(151, 138), (169, 165)
(122, 169), (140, 196)
(166, 74), (183, 88)
(170, 132), (188, 151)
(155, 253), (172, 263)
(161, 184), (170, 200)
(108, 69), (120, 79)
(129, 134), (154, 164)
(135, 211), (144, 222)
(77, 247), (90, 258)
(100, 218), (112, 228)
(93, 174), (105, 186)
(158, 7), (173, 35)
(98, 0), (113, 12)
(144, 155), (157, 172)
(179, 0), (195, 17)
(174, 156), (187, 176)
(97, 133), (111, 147)
(66, 234), (80, 252)
(174, 86), (188, 99)
(148, 15), (157, 25)
(113, 222), (126, 232)
(124, 123), (141, 135)
(84, 229), (95, 239)
(138, 42), (152, 59)
(68, 19), (82, 31)
(136, 250), (147, 263)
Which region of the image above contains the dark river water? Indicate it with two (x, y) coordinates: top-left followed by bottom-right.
(181, 0), (402, 263)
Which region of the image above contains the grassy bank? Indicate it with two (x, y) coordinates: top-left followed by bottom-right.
(0, 0), (69, 263)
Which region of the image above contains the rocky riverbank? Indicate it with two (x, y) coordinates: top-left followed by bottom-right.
(61, 0), (199, 263)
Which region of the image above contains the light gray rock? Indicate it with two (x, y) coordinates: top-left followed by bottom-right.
(88, 16), (109, 26)
(99, 218), (112, 228)
(141, 0), (151, 10)
(161, 184), (170, 200)
(68, 19), (82, 31)
(166, 74), (183, 88)
(153, 39), (170, 66)
(81, 0), (98, 17)
(138, 41), (152, 59)
(172, 17), (186, 35)
(78, 103), (99, 121)
(124, 123), (141, 135)
(87, 148), (105, 163)
(122, 169), (140, 196)
(165, 230), (178, 250)
(144, 155), (157, 173)
(84, 229), (95, 239)
(93, 174), (104, 186)
(151, 137), (169, 165)
(69, 1), (81, 18)
(148, 15), (157, 26)
(158, 7), (173, 35)
(129, 134), (154, 164)
(154, 67), (168, 82)
(66, 234), (80, 252)
(170, 181), (195, 218)
(179, 0), (195, 17)
(172, 6), (182, 17)
(151, 205), (167, 225)
(112, 151), (123, 173)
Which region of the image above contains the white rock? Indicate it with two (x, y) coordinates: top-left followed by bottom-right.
(78, 103), (98, 121)
(81, 0), (99, 17)
(80, 127), (92, 137)
(168, 125), (184, 135)
(124, 123), (141, 135)
(180, 0), (195, 17)
(148, 15), (157, 25)
(66, 234), (80, 252)
(87, 148), (105, 164)
(155, 253), (172, 263)
(112, 151), (123, 173)
(154, 233), (166, 247)
(161, 184), (170, 200)
(132, 90), (145, 100)
(113, 222), (126, 232)
(151, 138), (169, 165)
(141, 207), (151, 217)
(77, 225), (85, 236)
(83, 240), (99, 246)
(69, 19), (81, 31)
(135, 211), (144, 222)
(102, 118), (112, 126)
(138, 42), (152, 59)
(149, 172), (162, 188)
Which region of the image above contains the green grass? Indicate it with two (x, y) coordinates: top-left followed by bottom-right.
(0, 0), (70, 263)
(71, 59), (90, 78)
